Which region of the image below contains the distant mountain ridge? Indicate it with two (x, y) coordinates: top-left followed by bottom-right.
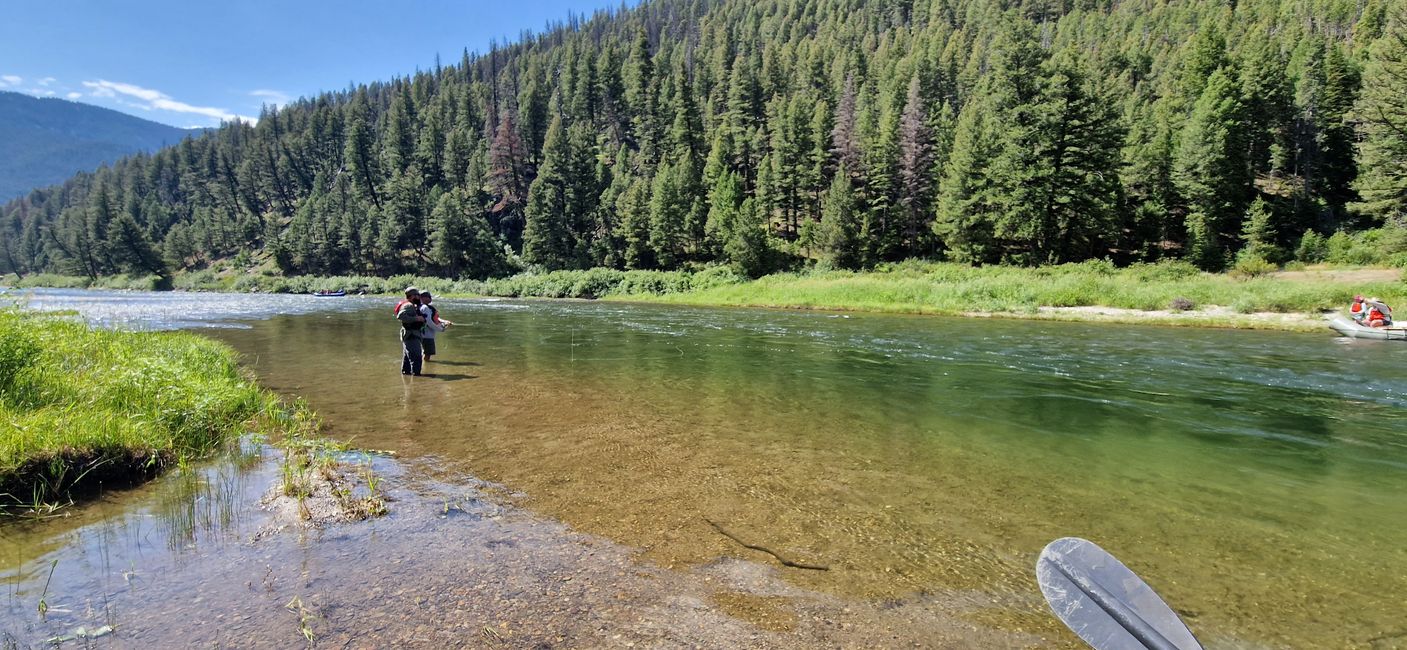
(0, 91), (194, 200)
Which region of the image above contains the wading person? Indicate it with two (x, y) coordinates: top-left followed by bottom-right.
(396, 287), (426, 375)
(418, 292), (453, 363)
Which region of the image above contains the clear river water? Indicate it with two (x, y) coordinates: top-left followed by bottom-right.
(2, 288), (1405, 648)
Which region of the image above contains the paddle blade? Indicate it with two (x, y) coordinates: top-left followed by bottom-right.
(1037, 537), (1203, 650)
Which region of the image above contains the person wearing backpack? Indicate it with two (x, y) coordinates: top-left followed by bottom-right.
(395, 287), (427, 375)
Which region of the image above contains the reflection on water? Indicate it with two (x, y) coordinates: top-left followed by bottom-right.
(6, 289), (1407, 648)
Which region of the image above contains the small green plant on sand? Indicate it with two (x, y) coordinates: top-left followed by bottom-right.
(285, 595), (317, 646)
(270, 404), (387, 521)
(36, 559), (56, 618)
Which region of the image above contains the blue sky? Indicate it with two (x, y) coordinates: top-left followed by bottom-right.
(0, 1), (635, 129)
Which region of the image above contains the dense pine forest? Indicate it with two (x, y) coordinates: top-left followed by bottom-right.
(2, 0), (1406, 284)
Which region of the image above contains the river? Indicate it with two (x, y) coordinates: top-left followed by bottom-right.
(3, 288), (1406, 648)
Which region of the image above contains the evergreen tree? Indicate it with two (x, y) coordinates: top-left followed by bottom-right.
(862, 87), (901, 263)
(486, 108), (529, 247)
(591, 146), (632, 267)
(1239, 34), (1295, 175)
(619, 175), (653, 269)
(705, 169), (744, 256)
(934, 90), (1000, 264)
(1316, 45), (1361, 219)
(1121, 97), (1179, 259)
(766, 94), (816, 241)
(430, 187), (510, 279)
(1180, 26), (1230, 104)
(384, 168), (428, 259)
(897, 74), (935, 258)
(382, 84), (418, 173)
(107, 211), (169, 279)
(1020, 50), (1125, 263)
(1241, 197), (1285, 263)
(830, 75), (863, 180)
(523, 115), (580, 269)
(647, 160), (693, 269)
(343, 102), (382, 210)
(725, 196), (776, 278)
(1174, 68), (1251, 269)
(819, 169), (864, 269)
(1352, 10), (1407, 224)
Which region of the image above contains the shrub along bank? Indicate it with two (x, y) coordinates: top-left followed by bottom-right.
(616, 260), (1406, 325)
(5, 259), (1402, 330)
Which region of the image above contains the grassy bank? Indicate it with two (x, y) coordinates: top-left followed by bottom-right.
(0, 309), (314, 513)
(3, 266), (741, 299)
(7, 260), (1402, 331)
(615, 261), (1404, 330)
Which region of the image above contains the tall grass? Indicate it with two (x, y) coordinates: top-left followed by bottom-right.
(6, 273), (169, 291)
(0, 309), (282, 511)
(624, 260), (1405, 320)
(8, 267), (747, 299)
(7, 259), (1402, 328)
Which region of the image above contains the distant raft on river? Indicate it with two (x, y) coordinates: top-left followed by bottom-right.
(1328, 316), (1407, 340)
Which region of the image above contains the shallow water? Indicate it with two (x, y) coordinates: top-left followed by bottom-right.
(9, 289), (1407, 648)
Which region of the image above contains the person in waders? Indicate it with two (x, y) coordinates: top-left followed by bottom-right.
(396, 287), (426, 375)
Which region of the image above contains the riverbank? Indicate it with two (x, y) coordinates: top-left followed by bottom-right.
(6, 260), (1401, 331)
(0, 308), (377, 516)
(614, 262), (1401, 331)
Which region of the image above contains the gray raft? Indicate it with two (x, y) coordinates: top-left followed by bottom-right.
(1328, 316), (1407, 340)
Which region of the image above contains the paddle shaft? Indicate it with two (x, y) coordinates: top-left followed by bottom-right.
(1048, 554), (1182, 650)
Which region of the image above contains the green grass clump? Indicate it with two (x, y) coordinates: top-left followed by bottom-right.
(621, 261), (1404, 326)
(0, 309), (279, 511)
(467, 268), (716, 298)
(6, 273), (168, 291)
(7, 265), (749, 300)
(9, 257), (1402, 331)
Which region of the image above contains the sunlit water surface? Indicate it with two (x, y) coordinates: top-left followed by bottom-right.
(5, 288), (1407, 648)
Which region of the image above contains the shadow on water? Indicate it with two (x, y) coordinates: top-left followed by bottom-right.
(427, 360), (482, 367)
(415, 373), (476, 381)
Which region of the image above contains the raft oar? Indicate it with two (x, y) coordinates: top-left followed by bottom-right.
(1036, 537), (1204, 650)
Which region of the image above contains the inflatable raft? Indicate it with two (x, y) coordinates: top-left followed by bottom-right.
(1328, 316), (1406, 340)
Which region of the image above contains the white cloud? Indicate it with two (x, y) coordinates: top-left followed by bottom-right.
(0, 75), (21, 86)
(26, 88), (57, 97)
(81, 79), (255, 124)
(66, 92), (82, 99)
(38, 77), (56, 86)
(250, 89), (291, 108)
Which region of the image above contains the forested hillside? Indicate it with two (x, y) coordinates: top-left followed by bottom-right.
(0, 91), (193, 202)
(3, 0), (1405, 283)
